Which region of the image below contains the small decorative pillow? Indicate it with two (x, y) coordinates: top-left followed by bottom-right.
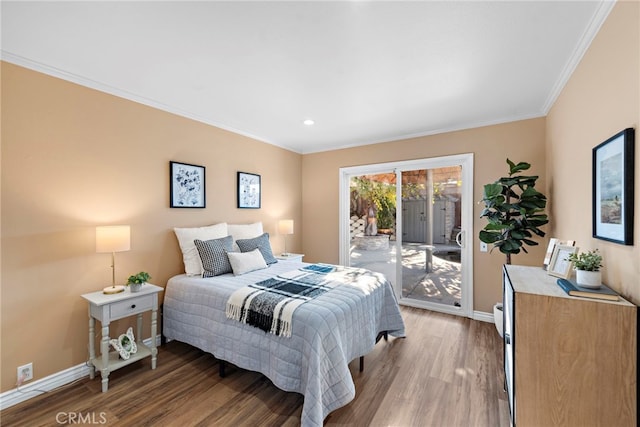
(236, 232), (278, 265)
(194, 236), (234, 277)
(227, 248), (267, 275)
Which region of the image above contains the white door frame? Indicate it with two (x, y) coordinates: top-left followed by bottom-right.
(339, 153), (474, 318)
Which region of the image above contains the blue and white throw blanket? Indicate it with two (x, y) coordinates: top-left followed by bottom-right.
(226, 264), (343, 337)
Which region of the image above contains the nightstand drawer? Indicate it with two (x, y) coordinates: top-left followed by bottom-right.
(110, 294), (153, 319)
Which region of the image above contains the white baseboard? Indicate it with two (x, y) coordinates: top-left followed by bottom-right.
(0, 361), (91, 411)
(473, 310), (495, 323)
(0, 335), (160, 411)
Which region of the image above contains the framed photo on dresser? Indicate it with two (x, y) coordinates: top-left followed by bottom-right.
(547, 245), (578, 279)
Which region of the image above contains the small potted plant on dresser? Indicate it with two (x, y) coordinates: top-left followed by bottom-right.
(567, 249), (603, 289)
(126, 271), (151, 292)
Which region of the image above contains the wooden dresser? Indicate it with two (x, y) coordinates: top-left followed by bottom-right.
(503, 265), (637, 426)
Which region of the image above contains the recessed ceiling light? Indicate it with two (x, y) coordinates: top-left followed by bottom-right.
(303, 119), (315, 126)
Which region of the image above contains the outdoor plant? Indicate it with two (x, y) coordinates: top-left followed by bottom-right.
(479, 159), (549, 264)
(126, 271), (151, 285)
(350, 177), (396, 230)
(567, 249), (603, 271)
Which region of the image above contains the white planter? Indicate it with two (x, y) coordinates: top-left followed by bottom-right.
(129, 282), (144, 293)
(575, 270), (601, 289)
(493, 303), (504, 337)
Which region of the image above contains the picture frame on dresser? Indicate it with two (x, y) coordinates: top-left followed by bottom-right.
(542, 238), (575, 270)
(547, 244), (578, 279)
(170, 161), (206, 208)
(592, 128), (635, 245)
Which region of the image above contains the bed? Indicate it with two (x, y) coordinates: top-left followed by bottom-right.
(163, 259), (405, 426)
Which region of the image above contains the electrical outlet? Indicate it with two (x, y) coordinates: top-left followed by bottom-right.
(480, 241), (488, 252)
(17, 363), (33, 385)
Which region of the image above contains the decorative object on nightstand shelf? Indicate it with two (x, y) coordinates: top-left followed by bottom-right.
(126, 271), (151, 293)
(96, 225), (130, 294)
(567, 249), (603, 289)
(109, 327), (138, 360)
(278, 219), (294, 256)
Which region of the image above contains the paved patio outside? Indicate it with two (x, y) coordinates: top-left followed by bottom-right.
(350, 241), (462, 307)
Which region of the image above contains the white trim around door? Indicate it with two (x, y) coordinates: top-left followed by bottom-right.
(339, 153), (474, 318)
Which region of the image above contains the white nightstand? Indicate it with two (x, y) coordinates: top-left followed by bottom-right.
(81, 284), (162, 392)
(276, 253), (305, 262)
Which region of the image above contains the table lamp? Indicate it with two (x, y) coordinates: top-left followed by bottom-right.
(96, 225), (130, 294)
(277, 219), (294, 256)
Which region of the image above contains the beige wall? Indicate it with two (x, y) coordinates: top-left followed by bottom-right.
(0, 62), (302, 392)
(546, 1), (640, 303)
(302, 117), (548, 314)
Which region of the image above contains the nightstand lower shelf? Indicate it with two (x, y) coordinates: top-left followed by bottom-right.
(90, 343), (152, 373)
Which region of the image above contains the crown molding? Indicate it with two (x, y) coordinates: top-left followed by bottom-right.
(541, 0), (616, 114)
(0, 51), (300, 153)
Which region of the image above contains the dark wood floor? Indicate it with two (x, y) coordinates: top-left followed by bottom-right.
(1, 307), (510, 426)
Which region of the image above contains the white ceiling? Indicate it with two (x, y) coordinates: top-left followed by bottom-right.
(1, 1), (614, 154)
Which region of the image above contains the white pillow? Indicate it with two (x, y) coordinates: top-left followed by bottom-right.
(228, 222), (263, 251)
(227, 248), (267, 275)
(174, 223), (228, 276)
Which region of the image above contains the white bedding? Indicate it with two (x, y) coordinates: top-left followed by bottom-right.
(162, 261), (405, 426)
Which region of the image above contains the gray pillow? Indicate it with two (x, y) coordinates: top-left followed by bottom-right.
(194, 235), (234, 277)
(236, 232), (278, 265)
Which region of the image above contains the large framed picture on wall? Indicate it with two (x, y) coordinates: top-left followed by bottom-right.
(592, 128), (635, 245)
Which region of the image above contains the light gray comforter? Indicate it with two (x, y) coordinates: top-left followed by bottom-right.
(163, 261), (405, 426)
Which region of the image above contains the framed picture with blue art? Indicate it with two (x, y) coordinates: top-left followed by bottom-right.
(237, 171), (261, 209)
(170, 161), (206, 208)
(592, 128), (634, 245)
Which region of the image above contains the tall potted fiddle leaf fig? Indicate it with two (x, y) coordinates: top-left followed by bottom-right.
(479, 159), (549, 264)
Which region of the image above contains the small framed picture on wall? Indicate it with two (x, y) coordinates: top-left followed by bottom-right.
(237, 171), (261, 209)
(170, 161), (206, 208)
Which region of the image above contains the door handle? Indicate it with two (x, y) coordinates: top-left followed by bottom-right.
(456, 231), (464, 248)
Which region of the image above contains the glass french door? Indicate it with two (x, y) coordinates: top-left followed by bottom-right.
(339, 154), (474, 317)
(347, 172), (398, 288)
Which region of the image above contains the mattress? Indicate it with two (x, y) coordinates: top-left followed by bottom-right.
(162, 261), (405, 426)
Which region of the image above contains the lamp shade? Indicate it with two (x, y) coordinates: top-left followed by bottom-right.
(96, 225), (131, 253)
(278, 220), (294, 235)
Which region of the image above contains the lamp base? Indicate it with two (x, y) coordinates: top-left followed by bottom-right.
(103, 285), (125, 295)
